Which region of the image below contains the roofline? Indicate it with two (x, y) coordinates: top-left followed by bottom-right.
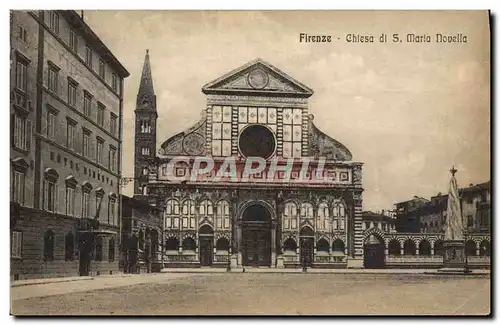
(201, 58), (314, 97)
(60, 10), (130, 78)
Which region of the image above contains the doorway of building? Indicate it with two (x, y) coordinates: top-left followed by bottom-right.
(78, 233), (92, 276)
(299, 226), (314, 267)
(199, 225), (214, 266)
(241, 204), (272, 267)
(363, 234), (385, 269)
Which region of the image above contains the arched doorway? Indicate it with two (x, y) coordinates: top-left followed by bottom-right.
(363, 234), (385, 269)
(199, 225), (214, 266)
(299, 226), (314, 267)
(241, 204), (272, 267)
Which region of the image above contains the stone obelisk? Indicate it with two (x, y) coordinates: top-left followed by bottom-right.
(440, 166), (466, 272)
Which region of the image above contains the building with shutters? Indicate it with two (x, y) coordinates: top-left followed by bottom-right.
(134, 55), (365, 269)
(10, 10), (129, 280)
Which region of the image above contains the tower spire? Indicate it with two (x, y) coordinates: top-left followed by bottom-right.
(138, 48), (155, 100)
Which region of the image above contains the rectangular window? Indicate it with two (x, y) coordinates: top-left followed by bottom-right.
(85, 45), (92, 68)
(83, 132), (90, 157)
(109, 199), (116, 225)
(467, 215), (474, 227)
(16, 60), (28, 92)
(12, 170), (25, 204)
(182, 217), (188, 228)
(66, 187), (75, 216)
(82, 192), (90, 218)
(140, 121), (151, 133)
(166, 217), (172, 228)
(190, 217), (195, 228)
(142, 147), (150, 156)
(110, 114), (117, 136)
(99, 59), (105, 79)
(97, 103), (105, 126)
(13, 115), (31, 151)
(18, 25), (28, 42)
(45, 181), (57, 212)
(112, 73), (118, 92)
(66, 121), (75, 150)
(95, 196), (103, 219)
(173, 217), (179, 228)
(11, 231), (22, 259)
(49, 11), (59, 34)
(46, 111), (56, 140)
(109, 146), (117, 172)
(67, 81), (77, 107)
(224, 217), (229, 229)
(48, 65), (58, 94)
(83, 92), (92, 117)
(69, 29), (78, 52)
(96, 139), (103, 164)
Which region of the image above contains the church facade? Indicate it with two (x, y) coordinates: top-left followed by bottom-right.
(134, 55), (364, 268)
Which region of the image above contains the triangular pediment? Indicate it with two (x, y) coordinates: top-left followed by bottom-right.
(202, 58), (313, 97)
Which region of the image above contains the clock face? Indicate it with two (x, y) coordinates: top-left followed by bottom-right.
(142, 100), (149, 109)
(247, 69), (269, 89)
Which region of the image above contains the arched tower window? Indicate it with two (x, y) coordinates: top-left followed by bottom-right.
(181, 200), (195, 229)
(332, 203), (346, 231)
(283, 202), (298, 230)
(165, 199), (180, 229)
(317, 202), (329, 231)
(300, 202), (314, 220)
(199, 200), (214, 216)
(216, 200), (230, 229)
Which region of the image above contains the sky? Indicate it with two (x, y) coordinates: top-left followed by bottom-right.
(84, 10), (490, 212)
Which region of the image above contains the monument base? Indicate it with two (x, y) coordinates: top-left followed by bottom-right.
(439, 240), (466, 272)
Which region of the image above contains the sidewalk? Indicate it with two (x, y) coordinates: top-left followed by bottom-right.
(10, 273), (193, 301)
(160, 267), (491, 275)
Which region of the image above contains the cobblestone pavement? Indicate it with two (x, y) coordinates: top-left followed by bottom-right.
(11, 273), (490, 316)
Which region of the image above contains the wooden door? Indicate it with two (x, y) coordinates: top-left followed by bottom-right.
(199, 237), (213, 266)
(300, 237), (314, 267)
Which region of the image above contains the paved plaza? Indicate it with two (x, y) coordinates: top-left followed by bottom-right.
(11, 272), (490, 316)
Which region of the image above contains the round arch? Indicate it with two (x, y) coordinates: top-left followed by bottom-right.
(465, 239), (476, 256)
(240, 202), (273, 267)
(388, 238), (401, 255)
(403, 239), (417, 255)
(363, 233), (385, 269)
(283, 237), (297, 252)
(299, 226), (315, 237)
(238, 200), (276, 221)
(419, 239), (431, 255)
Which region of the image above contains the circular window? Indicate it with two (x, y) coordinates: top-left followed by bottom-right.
(238, 124), (276, 159)
(247, 69), (269, 89)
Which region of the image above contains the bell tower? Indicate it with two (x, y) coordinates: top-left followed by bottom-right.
(134, 49), (157, 196)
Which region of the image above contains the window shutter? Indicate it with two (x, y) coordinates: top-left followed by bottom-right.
(90, 136), (95, 161)
(43, 65), (48, 89)
(43, 180), (47, 211)
(59, 73), (64, 98)
(75, 128), (82, 155)
(54, 183), (58, 213)
(11, 114), (16, 147)
(25, 119), (32, 151)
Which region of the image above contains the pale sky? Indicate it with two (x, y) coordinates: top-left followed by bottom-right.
(84, 10), (490, 211)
